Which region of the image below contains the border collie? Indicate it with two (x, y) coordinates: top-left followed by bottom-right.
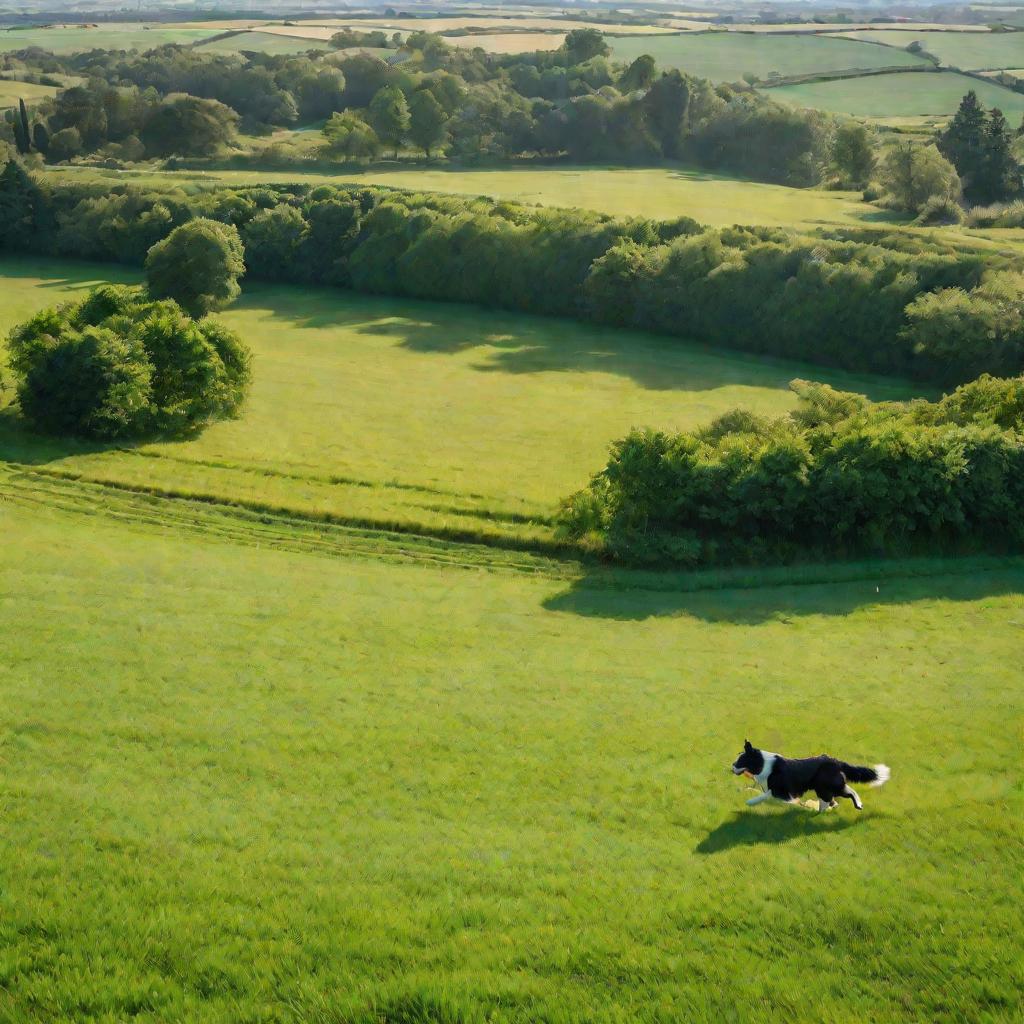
(731, 740), (889, 812)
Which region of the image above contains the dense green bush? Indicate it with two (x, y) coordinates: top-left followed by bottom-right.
(559, 375), (1024, 566)
(6, 285), (251, 439)
(2, 171), (1022, 386)
(145, 218), (245, 318)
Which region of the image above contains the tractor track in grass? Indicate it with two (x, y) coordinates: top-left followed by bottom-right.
(3, 462), (1020, 601)
(0, 463), (576, 578)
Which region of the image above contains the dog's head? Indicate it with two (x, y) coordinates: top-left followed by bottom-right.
(731, 740), (764, 777)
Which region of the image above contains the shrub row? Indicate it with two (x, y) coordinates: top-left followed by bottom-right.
(4, 166), (1024, 386)
(559, 375), (1024, 565)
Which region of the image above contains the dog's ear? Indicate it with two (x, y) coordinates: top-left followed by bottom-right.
(744, 739), (752, 750)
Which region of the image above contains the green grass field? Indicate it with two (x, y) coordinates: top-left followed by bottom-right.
(41, 164), (876, 230)
(0, 23), (221, 53)
(196, 30), (330, 55)
(769, 68), (1024, 117)
(833, 28), (1024, 70)
(1, 371), (1022, 1021)
(0, 77), (57, 108)
(0, 258), (921, 550)
(608, 31), (929, 82)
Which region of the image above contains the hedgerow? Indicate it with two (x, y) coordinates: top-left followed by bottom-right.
(3, 168), (1024, 386)
(559, 375), (1024, 565)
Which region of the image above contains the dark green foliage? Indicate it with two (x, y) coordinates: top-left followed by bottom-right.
(31, 120), (49, 155)
(13, 98), (31, 153)
(144, 219), (245, 318)
(367, 85), (410, 157)
(976, 108), (1021, 204)
(5, 177), (1019, 386)
(408, 89), (449, 157)
(562, 29), (610, 65)
(0, 159), (44, 248)
(6, 285), (251, 439)
(559, 376), (1024, 565)
(939, 92), (1021, 204)
(618, 54), (656, 93)
(831, 121), (875, 188)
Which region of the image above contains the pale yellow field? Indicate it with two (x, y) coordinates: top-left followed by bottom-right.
(0, 78), (58, 108)
(258, 25), (342, 41)
(446, 31), (566, 51)
(44, 164), (873, 231)
(294, 17), (681, 34)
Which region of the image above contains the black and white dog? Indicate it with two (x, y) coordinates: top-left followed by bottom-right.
(731, 740), (889, 812)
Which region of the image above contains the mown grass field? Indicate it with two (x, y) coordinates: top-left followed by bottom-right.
(41, 164), (875, 230)
(0, 23), (221, 53)
(608, 31), (928, 82)
(832, 28), (1024, 70)
(769, 68), (1024, 117)
(1, 360), (1021, 1021)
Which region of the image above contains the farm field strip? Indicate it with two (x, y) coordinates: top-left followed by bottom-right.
(0, 23), (223, 52)
(828, 28), (1024, 69)
(769, 68), (1024, 116)
(608, 31), (930, 81)
(0, 77), (58, 107)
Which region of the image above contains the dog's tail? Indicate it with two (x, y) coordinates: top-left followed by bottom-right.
(842, 763), (890, 787)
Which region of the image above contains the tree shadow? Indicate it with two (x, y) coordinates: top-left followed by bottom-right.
(542, 560), (1024, 625)
(695, 809), (861, 855)
(251, 286), (922, 401)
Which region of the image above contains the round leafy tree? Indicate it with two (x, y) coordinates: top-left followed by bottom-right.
(6, 285), (251, 439)
(144, 218), (245, 318)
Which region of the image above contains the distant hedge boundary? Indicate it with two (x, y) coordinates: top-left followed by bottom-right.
(4, 167), (1024, 386)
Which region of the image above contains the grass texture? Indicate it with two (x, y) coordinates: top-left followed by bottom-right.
(608, 31), (928, 82)
(832, 28), (1024, 70)
(769, 69), (1024, 117)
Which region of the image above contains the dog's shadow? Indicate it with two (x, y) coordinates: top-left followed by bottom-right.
(695, 809), (862, 855)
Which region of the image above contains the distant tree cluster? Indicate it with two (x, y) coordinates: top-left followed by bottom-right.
(6, 82), (239, 162)
(0, 29), (837, 186)
(6, 282), (251, 439)
(938, 91), (1022, 205)
(559, 375), (1024, 565)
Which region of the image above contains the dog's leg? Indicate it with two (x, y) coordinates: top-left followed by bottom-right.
(746, 792), (771, 806)
(817, 798), (833, 813)
(842, 785), (863, 810)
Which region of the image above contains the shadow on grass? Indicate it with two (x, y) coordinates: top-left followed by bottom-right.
(542, 561), (1024, 624)
(250, 284), (922, 401)
(695, 809), (861, 855)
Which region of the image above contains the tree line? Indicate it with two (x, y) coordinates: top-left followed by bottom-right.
(3, 165), (1023, 389)
(558, 374), (1024, 566)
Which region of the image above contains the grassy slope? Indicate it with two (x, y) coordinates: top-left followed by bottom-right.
(608, 31), (928, 81)
(770, 68), (1024, 117)
(0, 489), (1021, 1023)
(832, 28), (1024, 70)
(0, 24), (220, 53)
(0, 259), (920, 548)
(0, 78), (57, 108)
(196, 31), (330, 55)
(40, 165), (873, 230)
